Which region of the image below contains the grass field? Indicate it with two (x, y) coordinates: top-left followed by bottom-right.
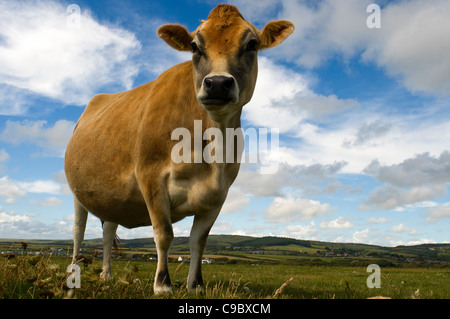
(1, 255), (449, 299)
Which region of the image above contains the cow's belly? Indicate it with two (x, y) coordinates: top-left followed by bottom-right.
(71, 178), (152, 228)
(74, 185), (191, 229)
(92, 200), (151, 229)
(69, 171), (193, 229)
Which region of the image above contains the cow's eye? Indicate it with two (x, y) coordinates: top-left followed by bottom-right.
(246, 39), (258, 51)
(191, 41), (200, 53)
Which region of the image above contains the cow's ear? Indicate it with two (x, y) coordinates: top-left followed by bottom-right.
(157, 24), (193, 51)
(259, 20), (294, 50)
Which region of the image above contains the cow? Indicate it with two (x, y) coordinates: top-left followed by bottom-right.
(64, 4), (294, 294)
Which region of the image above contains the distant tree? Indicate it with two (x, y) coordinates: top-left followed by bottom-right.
(20, 241), (28, 255)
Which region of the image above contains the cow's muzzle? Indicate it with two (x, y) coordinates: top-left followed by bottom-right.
(198, 74), (239, 106)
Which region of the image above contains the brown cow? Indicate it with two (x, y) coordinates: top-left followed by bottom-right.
(65, 4), (293, 294)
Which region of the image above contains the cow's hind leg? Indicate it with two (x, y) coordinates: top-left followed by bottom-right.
(100, 221), (119, 279)
(72, 198), (88, 264)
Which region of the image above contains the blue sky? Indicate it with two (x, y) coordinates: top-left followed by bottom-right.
(0, 0), (449, 246)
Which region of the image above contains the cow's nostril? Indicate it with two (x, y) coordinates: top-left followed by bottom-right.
(204, 75), (235, 92)
(223, 77), (234, 90)
(204, 78), (213, 89)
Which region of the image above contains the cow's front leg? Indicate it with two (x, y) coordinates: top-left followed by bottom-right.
(152, 217), (173, 294)
(187, 209), (220, 292)
(141, 184), (174, 295)
(137, 173), (174, 295)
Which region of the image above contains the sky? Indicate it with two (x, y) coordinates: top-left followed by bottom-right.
(0, 0), (449, 247)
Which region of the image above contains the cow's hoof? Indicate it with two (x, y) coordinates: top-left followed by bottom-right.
(187, 283), (204, 294)
(99, 271), (111, 281)
(154, 284), (173, 295)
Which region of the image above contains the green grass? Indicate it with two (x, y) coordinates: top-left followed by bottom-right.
(1, 255), (449, 299)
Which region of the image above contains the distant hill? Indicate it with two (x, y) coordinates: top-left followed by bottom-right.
(231, 236), (312, 248)
(1, 235), (449, 265)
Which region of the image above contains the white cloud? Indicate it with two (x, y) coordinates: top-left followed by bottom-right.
(364, 151), (450, 188)
(426, 204), (450, 223)
(0, 176), (26, 203)
(0, 149), (9, 174)
(220, 187), (251, 215)
(282, 0), (372, 67)
(278, 108), (450, 176)
(242, 57), (358, 134)
(116, 226), (154, 240)
(234, 161), (348, 199)
(0, 208), (30, 224)
(0, 1), (141, 113)
(242, 57), (307, 132)
(0, 84), (33, 116)
(234, 0), (373, 66)
(265, 196), (331, 223)
(29, 196), (63, 207)
(0, 208), (102, 239)
(233, 164), (291, 198)
(352, 229), (370, 243)
(362, 0), (450, 96)
(52, 170), (72, 195)
(231, 229), (248, 236)
(343, 120), (393, 148)
(368, 217), (388, 224)
(236, 0), (450, 97)
(320, 217), (353, 229)
(0, 175), (66, 204)
(406, 238), (439, 246)
(0, 119), (75, 157)
(389, 224), (417, 235)
(211, 220), (233, 234)
(18, 180), (61, 195)
(0, 149), (9, 162)
(285, 222), (318, 240)
(360, 184), (447, 211)
(361, 151), (450, 211)
(406, 201), (438, 209)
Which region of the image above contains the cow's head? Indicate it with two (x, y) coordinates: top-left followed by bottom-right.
(157, 4), (294, 122)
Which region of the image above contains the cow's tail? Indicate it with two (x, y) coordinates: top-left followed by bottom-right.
(113, 234), (121, 252)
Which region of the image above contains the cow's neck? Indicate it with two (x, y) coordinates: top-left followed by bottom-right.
(208, 108), (241, 132)
(202, 108), (243, 174)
